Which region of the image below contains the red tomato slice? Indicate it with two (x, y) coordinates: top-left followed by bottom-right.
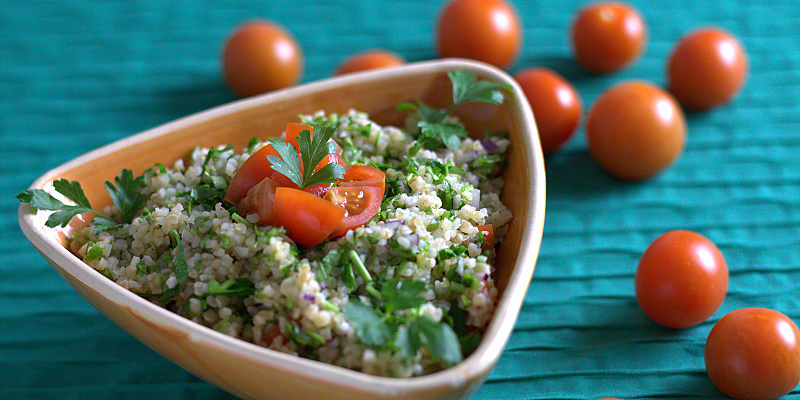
(238, 176), (280, 225)
(224, 143), (281, 205)
(324, 185), (382, 237)
(477, 224), (494, 252)
(339, 163), (385, 198)
(272, 187), (345, 247)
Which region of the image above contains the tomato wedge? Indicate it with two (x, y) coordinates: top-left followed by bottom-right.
(324, 185), (382, 237)
(339, 163), (385, 198)
(477, 224), (494, 253)
(224, 143), (281, 205)
(238, 176), (280, 225)
(272, 187), (345, 247)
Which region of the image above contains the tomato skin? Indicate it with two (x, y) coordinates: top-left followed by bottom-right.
(477, 224), (494, 252)
(324, 185), (382, 237)
(513, 68), (582, 154)
(705, 308), (800, 400)
(339, 164), (385, 198)
(668, 27), (748, 111)
(224, 144), (281, 205)
(571, 2), (646, 74)
(238, 176), (280, 225)
(635, 230), (728, 329)
(272, 187), (345, 248)
(586, 81), (686, 180)
(436, 0), (522, 69)
(222, 20), (303, 98)
(335, 50), (405, 76)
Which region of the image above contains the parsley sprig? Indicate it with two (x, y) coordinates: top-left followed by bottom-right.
(343, 278), (463, 366)
(267, 124), (345, 190)
(17, 169), (149, 234)
(399, 70), (512, 151)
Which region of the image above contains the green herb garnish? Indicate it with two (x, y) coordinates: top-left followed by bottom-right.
(399, 70), (512, 151)
(16, 169), (149, 234)
(267, 124), (345, 190)
(343, 278), (464, 366)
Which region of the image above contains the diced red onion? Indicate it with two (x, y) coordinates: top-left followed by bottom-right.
(481, 139), (499, 152)
(407, 233), (419, 247)
(302, 293), (316, 303)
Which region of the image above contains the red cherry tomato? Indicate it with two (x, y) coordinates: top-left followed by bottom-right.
(635, 230), (728, 329)
(586, 81), (686, 180)
(224, 143), (281, 205)
(339, 163), (385, 199)
(222, 20), (303, 98)
(324, 185), (382, 237)
(238, 176), (280, 225)
(667, 27), (748, 111)
(477, 224), (494, 253)
(571, 2), (646, 74)
(335, 50), (405, 76)
(436, 0), (522, 69)
(513, 68), (582, 154)
(705, 308), (800, 400)
(272, 187), (345, 248)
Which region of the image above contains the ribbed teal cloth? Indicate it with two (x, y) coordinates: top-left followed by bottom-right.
(2, 0), (799, 399)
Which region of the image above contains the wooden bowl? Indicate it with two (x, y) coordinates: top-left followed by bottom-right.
(18, 58), (545, 400)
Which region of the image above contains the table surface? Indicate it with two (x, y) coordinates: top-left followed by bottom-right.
(3, 0), (799, 399)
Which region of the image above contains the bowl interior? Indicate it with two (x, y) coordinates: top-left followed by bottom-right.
(20, 59), (545, 400)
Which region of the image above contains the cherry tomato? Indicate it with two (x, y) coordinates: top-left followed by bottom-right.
(339, 163), (385, 198)
(272, 187), (345, 248)
(222, 20), (303, 98)
(705, 308), (800, 400)
(224, 143), (281, 205)
(571, 2), (646, 74)
(324, 185), (382, 237)
(513, 68), (582, 154)
(238, 176), (280, 225)
(477, 224), (494, 253)
(586, 81), (686, 180)
(334, 50), (405, 76)
(667, 27), (748, 111)
(635, 230), (728, 329)
(436, 0), (522, 69)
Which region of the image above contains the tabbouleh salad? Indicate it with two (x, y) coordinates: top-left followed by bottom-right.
(18, 70), (514, 377)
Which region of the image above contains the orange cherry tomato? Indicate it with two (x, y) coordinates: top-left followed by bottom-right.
(222, 20), (303, 98)
(436, 0), (522, 69)
(224, 143), (281, 205)
(324, 185), (382, 237)
(571, 2), (646, 74)
(635, 230), (728, 329)
(705, 308), (800, 400)
(667, 27), (748, 111)
(272, 187), (345, 248)
(335, 50), (405, 76)
(513, 68), (583, 154)
(339, 164), (385, 198)
(238, 176), (280, 225)
(586, 81), (686, 180)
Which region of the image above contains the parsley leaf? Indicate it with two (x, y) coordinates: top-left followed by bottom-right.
(207, 278), (255, 297)
(342, 300), (395, 347)
(17, 169), (150, 234)
(381, 278), (426, 315)
(106, 168), (148, 224)
(267, 125), (345, 190)
(398, 70), (512, 151)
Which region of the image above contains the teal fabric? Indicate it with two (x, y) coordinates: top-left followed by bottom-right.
(2, 0), (799, 399)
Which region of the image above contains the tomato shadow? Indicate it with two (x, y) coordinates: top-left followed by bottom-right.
(543, 149), (645, 201)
